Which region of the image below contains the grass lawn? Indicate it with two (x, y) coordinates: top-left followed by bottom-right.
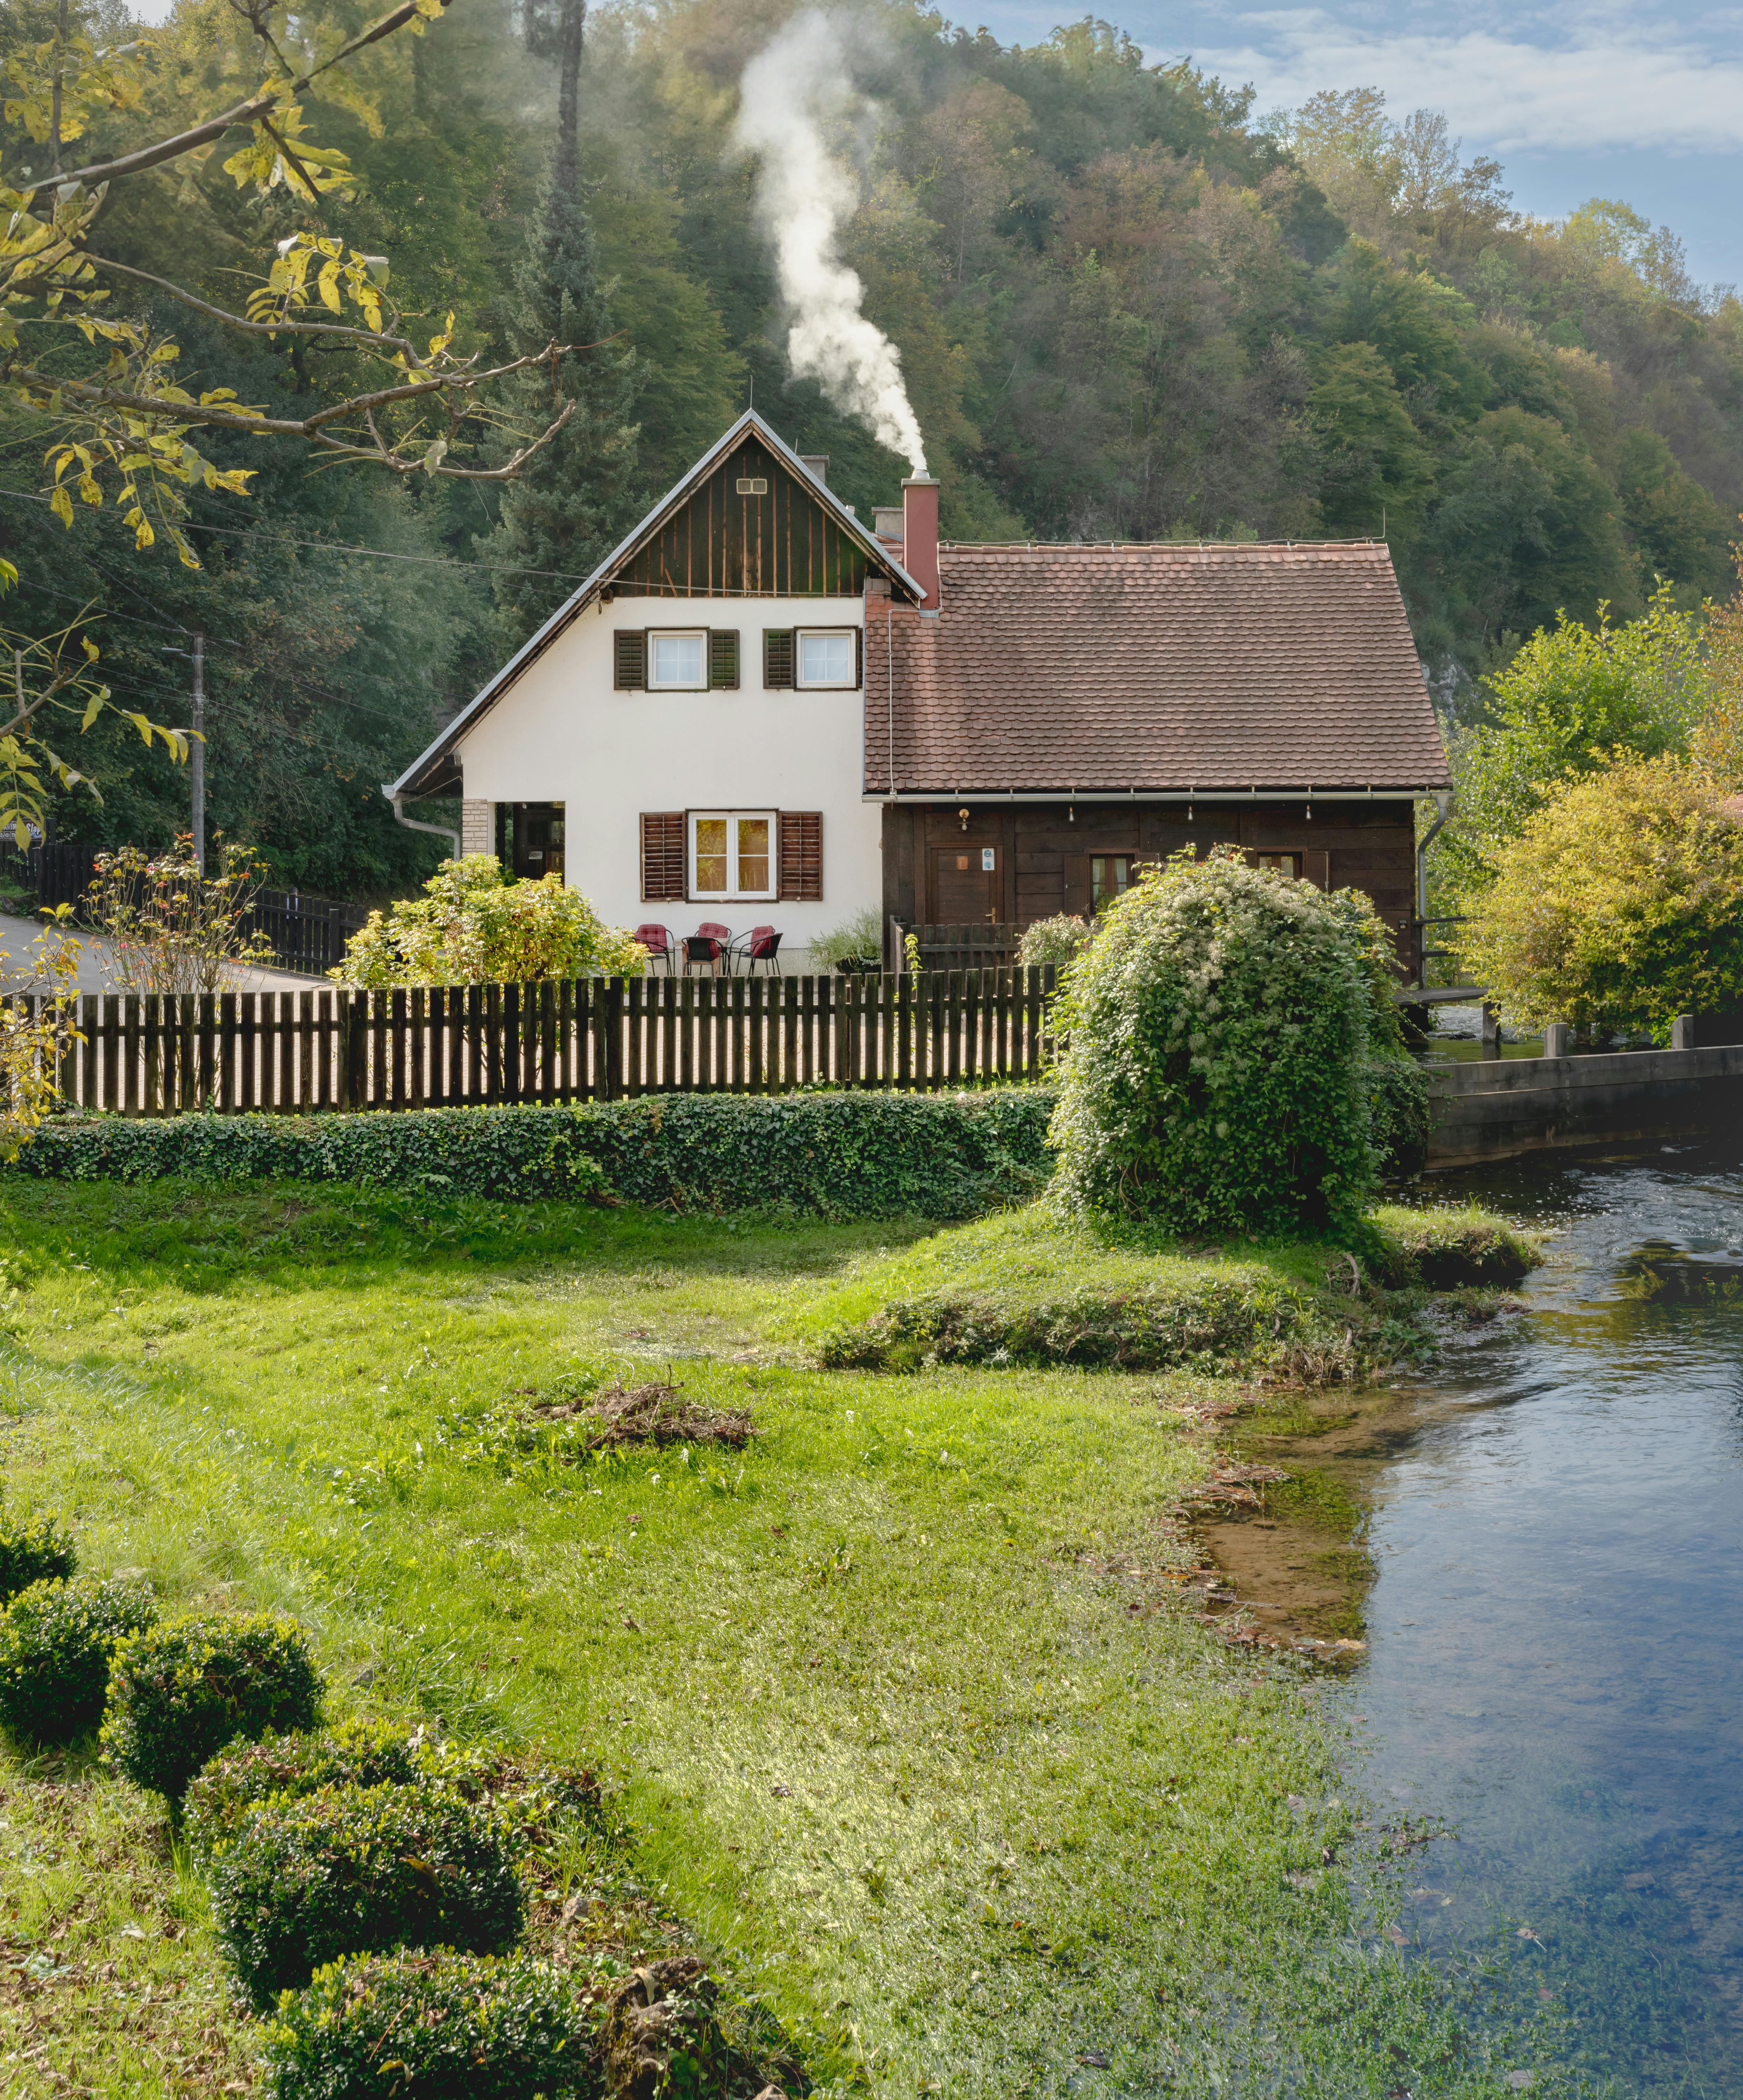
(0, 1182), (1560, 2098)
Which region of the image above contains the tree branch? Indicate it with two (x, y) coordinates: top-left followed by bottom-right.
(61, 255), (423, 360)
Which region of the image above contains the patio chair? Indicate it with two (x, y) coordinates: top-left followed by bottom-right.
(633, 923), (675, 975)
(684, 924), (730, 975)
(731, 925), (782, 977)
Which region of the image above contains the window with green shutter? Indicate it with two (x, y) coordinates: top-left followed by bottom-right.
(709, 629), (739, 690)
(763, 628), (794, 689)
(614, 630), (646, 690)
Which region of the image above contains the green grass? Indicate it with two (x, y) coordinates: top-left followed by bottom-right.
(0, 1181), (1569, 2098)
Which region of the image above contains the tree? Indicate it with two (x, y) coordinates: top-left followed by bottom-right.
(1455, 757), (1743, 1037)
(1438, 589), (1708, 906)
(486, 0), (639, 640)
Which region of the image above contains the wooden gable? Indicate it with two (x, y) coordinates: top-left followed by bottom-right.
(611, 435), (868, 600)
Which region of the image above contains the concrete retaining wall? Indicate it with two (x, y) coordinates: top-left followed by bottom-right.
(1426, 1043), (1743, 1165)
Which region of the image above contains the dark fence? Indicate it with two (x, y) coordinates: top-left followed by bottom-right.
(15, 966), (1057, 1115)
(900, 922), (1025, 971)
(0, 840), (368, 978)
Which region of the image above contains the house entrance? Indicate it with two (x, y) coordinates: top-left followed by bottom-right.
(930, 843), (999, 923)
(512, 802), (565, 882)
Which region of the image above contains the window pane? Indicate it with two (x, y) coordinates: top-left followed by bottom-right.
(695, 818), (727, 892)
(1091, 856), (1132, 907)
(737, 816), (770, 894)
(652, 633), (703, 685)
(799, 631), (853, 685)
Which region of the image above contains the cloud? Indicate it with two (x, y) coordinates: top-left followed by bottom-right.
(1192, 9), (1743, 154)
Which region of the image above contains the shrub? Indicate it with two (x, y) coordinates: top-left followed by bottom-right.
(1453, 756), (1743, 1038)
(1047, 848), (1408, 1234)
(332, 855), (645, 988)
(209, 1782), (527, 2008)
(0, 1512), (76, 1604)
(185, 1717), (418, 1861)
(1018, 914), (1093, 970)
(262, 1949), (599, 2100)
(0, 1577), (156, 1742)
(102, 1613), (324, 1809)
(17, 1088), (1055, 1219)
(808, 905), (884, 970)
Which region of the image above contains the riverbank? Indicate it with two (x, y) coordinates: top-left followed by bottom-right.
(0, 1180), (1563, 2097)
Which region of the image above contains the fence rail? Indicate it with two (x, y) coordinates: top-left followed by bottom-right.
(901, 922), (1025, 971)
(17, 966), (1057, 1116)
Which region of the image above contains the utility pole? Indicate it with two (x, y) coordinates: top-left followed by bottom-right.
(190, 632), (205, 874)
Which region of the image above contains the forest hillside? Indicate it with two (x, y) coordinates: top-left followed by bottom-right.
(2, 0), (1738, 891)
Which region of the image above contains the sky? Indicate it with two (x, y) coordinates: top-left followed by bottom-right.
(968, 0), (1743, 288)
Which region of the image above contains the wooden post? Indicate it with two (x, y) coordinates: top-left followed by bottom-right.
(604, 977), (625, 1101)
(1480, 1001), (1501, 1061)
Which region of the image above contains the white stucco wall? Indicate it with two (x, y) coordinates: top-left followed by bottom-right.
(453, 594), (881, 968)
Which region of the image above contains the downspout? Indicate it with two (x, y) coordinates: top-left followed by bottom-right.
(382, 785), (461, 861)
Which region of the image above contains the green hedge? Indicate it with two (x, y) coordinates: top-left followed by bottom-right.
(185, 1719), (418, 1862)
(0, 1514), (76, 1605)
(14, 1090), (1055, 1218)
(0, 1578), (156, 1743)
(209, 1782), (526, 2009)
(263, 1949), (599, 2100)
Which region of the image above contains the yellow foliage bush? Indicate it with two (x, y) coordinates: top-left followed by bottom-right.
(1454, 756), (1743, 1036)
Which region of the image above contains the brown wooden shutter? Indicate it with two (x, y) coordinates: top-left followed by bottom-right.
(614, 630), (646, 690)
(640, 811), (686, 902)
(855, 625), (864, 689)
(763, 628), (793, 689)
(778, 811), (822, 901)
(708, 629), (739, 690)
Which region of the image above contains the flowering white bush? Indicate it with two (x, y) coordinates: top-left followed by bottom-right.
(1047, 846), (1409, 1234)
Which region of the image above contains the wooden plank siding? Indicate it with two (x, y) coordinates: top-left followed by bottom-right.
(8, 970), (1056, 1116)
(610, 437), (868, 601)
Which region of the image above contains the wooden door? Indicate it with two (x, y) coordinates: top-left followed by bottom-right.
(930, 844), (999, 924)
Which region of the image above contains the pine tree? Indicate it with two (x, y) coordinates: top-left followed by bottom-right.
(487, 0), (640, 639)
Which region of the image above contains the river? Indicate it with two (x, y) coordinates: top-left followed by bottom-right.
(1223, 1137), (1743, 2097)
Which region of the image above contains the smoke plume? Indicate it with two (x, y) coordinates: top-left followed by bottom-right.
(734, 11), (928, 476)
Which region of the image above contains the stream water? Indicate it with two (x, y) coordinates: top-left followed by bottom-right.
(1218, 1137), (1743, 2097)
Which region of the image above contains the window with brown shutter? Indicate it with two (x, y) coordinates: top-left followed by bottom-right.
(614, 630), (646, 690)
(778, 810), (822, 901)
(763, 628), (794, 689)
(640, 811), (686, 901)
(708, 629), (739, 690)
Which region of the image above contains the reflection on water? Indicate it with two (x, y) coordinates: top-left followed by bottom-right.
(1246, 1139), (1743, 2095)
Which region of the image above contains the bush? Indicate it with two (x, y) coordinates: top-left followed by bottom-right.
(1047, 848), (1410, 1234)
(102, 1613), (324, 1809)
(262, 1949), (598, 2100)
(0, 1512), (76, 1604)
(0, 1577), (156, 1742)
(185, 1718), (418, 1861)
(1365, 1205), (1543, 1289)
(1453, 756), (1743, 1037)
(209, 1782), (527, 2008)
(1018, 914), (1093, 971)
(808, 905), (884, 970)
(17, 1088), (1055, 1219)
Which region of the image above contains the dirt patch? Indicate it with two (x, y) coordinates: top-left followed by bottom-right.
(513, 1381), (758, 1450)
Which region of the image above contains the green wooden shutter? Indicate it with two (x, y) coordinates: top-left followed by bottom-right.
(709, 629), (740, 690)
(855, 625), (864, 690)
(614, 630), (647, 690)
(763, 628), (794, 689)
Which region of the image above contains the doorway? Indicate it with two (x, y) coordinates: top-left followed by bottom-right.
(929, 842), (999, 923)
(512, 802), (565, 882)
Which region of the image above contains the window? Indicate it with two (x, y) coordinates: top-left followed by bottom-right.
(796, 628), (858, 689)
(690, 811), (776, 900)
(1091, 855), (1133, 908)
(1254, 852), (1299, 877)
(648, 629), (707, 689)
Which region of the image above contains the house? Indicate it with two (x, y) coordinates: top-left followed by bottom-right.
(387, 409), (1451, 968)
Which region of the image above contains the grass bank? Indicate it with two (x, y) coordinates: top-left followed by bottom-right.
(0, 1182), (1563, 2097)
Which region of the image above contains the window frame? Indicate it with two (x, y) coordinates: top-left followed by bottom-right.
(793, 626), (859, 691)
(646, 627), (710, 692)
(688, 809), (779, 903)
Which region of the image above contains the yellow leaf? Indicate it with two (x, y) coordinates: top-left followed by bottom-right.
(80, 695), (101, 730)
(49, 484), (71, 526)
(317, 258), (342, 313)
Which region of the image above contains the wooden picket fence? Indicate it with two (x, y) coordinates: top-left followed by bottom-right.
(16, 966), (1057, 1116)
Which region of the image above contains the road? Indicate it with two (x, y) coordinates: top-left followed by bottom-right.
(0, 912), (315, 996)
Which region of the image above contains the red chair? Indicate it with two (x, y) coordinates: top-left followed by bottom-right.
(733, 925), (782, 976)
(685, 923), (731, 974)
(633, 923), (675, 975)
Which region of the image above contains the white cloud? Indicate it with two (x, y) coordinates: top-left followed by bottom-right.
(1192, 10), (1743, 154)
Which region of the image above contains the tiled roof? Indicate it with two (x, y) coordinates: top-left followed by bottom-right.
(863, 541), (1450, 794)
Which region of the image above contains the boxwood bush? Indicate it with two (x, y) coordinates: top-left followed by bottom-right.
(102, 1613), (323, 1809)
(0, 1577), (156, 1742)
(209, 1782), (527, 2008)
(13, 1088), (1055, 1218)
(0, 1513), (76, 1604)
(185, 1717), (418, 1861)
(262, 1949), (599, 2100)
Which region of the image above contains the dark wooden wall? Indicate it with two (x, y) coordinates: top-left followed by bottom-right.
(881, 800), (1417, 941)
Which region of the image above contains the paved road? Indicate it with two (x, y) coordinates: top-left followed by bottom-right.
(0, 912), (314, 996)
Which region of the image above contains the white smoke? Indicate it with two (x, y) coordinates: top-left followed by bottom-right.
(733, 11), (928, 477)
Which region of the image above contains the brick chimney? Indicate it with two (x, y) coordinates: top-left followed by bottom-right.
(901, 475), (940, 613)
